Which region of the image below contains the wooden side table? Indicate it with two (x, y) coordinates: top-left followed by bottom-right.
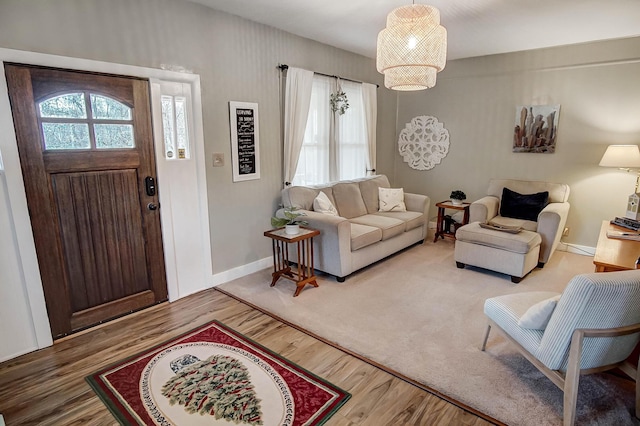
(593, 220), (640, 272)
(434, 200), (470, 242)
(264, 227), (320, 297)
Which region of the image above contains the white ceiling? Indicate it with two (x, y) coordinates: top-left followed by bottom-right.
(187, 0), (640, 60)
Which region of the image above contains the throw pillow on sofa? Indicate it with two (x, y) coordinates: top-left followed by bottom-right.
(379, 187), (406, 212)
(313, 191), (338, 216)
(500, 187), (549, 221)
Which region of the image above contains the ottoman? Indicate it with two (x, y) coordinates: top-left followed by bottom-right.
(454, 222), (542, 283)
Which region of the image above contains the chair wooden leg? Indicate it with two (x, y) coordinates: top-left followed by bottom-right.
(481, 323), (491, 351)
(636, 356), (640, 419)
(564, 330), (584, 426)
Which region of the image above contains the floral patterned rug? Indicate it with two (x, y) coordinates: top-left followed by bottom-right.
(86, 320), (350, 425)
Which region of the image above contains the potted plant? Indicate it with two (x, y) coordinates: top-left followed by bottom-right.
(450, 190), (466, 205)
(271, 206), (309, 235)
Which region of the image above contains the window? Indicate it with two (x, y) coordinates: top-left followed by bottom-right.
(292, 76), (368, 186)
(159, 85), (192, 160)
(38, 92), (134, 150)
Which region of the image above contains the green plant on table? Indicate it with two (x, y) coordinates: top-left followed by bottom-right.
(271, 206), (309, 228)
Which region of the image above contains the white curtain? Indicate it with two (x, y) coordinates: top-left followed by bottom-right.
(283, 67), (314, 186)
(338, 80), (367, 180)
(361, 82), (377, 176)
(293, 76), (333, 186)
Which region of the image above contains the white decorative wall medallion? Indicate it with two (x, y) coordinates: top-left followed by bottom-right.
(398, 116), (450, 170)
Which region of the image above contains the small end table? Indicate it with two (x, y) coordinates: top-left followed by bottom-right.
(434, 200), (470, 242)
(264, 227), (320, 297)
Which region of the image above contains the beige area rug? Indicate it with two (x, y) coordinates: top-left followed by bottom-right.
(218, 240), (639, 426)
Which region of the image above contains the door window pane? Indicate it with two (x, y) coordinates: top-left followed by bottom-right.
(161, 95), (176, 158)
(90, 94), (132, 120)
(94, 124), (135, 149)
(42, 123), (91, 149)
(161, 95), (190, 159)
(174, 97), (190, 158)
(39, 93), (87, 119)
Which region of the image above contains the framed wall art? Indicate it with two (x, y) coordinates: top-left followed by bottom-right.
(513, 105), (560, 153)
(229, 101), (260, 182)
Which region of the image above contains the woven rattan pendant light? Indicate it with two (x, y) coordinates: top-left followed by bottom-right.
(376, 3), (447, 91)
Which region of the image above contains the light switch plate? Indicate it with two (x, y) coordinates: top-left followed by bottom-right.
(212, 152), (224, 167)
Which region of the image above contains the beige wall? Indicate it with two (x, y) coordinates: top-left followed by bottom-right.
(0, 0), (397, 274)
(394, 37), (640, 248)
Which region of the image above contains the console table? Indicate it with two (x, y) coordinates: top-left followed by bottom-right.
(434, 200), (470, 242)
(593, 220), (640, 272)
(264, 227), (320, 297)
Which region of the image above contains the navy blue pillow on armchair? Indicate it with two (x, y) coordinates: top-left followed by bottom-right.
(500, 187), (549, 221)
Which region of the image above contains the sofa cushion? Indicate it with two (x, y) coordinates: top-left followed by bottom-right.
(374, 211), (425, 232)
(487, 179), (570, 203)
(359, 175), (390, 214)
(350, 214), (405, 240)
(500, 187), (549, 221)
(378, 187), (407, 212)
(313, 191), (338, 216)
(350, 223), (383, 250)
(332, 182), (367, 219)
(456, 222), (541, 254)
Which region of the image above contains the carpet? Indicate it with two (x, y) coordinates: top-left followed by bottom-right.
(218, 241), (639, 426)
(86, 320), (350, 425)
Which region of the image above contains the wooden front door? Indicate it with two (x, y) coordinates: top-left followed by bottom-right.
(5, 64), (167, 338)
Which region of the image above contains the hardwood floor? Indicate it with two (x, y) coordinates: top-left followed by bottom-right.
(0, 288), (494, 425)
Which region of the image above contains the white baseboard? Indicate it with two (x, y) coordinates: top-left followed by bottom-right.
(557, 241), (596, 257)
(210, 257), (272, 287)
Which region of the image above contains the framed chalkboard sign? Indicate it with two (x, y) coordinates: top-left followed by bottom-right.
(229, 101), (260, 182)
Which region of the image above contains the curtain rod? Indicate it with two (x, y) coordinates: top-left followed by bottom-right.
(277, 64), (379, 88)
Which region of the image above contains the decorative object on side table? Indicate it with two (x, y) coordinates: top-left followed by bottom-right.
(598, 144), (640, 220)
(271, 206), (308, 235)
(449, 190), (466, 205)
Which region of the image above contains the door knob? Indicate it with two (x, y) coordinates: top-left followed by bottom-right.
(147, 203), (159, 211)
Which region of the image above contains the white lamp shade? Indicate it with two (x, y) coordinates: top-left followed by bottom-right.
(376, 4), (447, 91)
(599, 145), (640, 168)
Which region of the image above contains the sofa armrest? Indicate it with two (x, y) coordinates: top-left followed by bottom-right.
(536, 202), (570, 264)
(470, 196), (499, 223)
(404, 193), (430, 216)
(275, 209), (352, 277)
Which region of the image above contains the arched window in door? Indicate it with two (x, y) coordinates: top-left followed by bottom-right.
(38, 92), (135, 150)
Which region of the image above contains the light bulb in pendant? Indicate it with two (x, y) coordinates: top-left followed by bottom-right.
(407, 35), (418, 49)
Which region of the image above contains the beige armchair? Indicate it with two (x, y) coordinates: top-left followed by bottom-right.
(469, 179), (570, 265)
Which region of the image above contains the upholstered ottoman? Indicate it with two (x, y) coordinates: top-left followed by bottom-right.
(454, 222), (542, 283)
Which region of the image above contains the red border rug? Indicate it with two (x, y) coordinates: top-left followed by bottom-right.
(86, 320), (350, 425)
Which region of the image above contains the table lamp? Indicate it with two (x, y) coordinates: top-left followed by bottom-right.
(599, 144), (640, 220)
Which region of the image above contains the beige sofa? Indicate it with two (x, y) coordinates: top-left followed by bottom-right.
(278, 175), (429, 281)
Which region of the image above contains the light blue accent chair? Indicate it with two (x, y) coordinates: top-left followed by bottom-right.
(482, 270), (640, 425)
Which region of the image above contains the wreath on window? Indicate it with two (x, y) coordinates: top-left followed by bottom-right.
(330, 81), (349, 115)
